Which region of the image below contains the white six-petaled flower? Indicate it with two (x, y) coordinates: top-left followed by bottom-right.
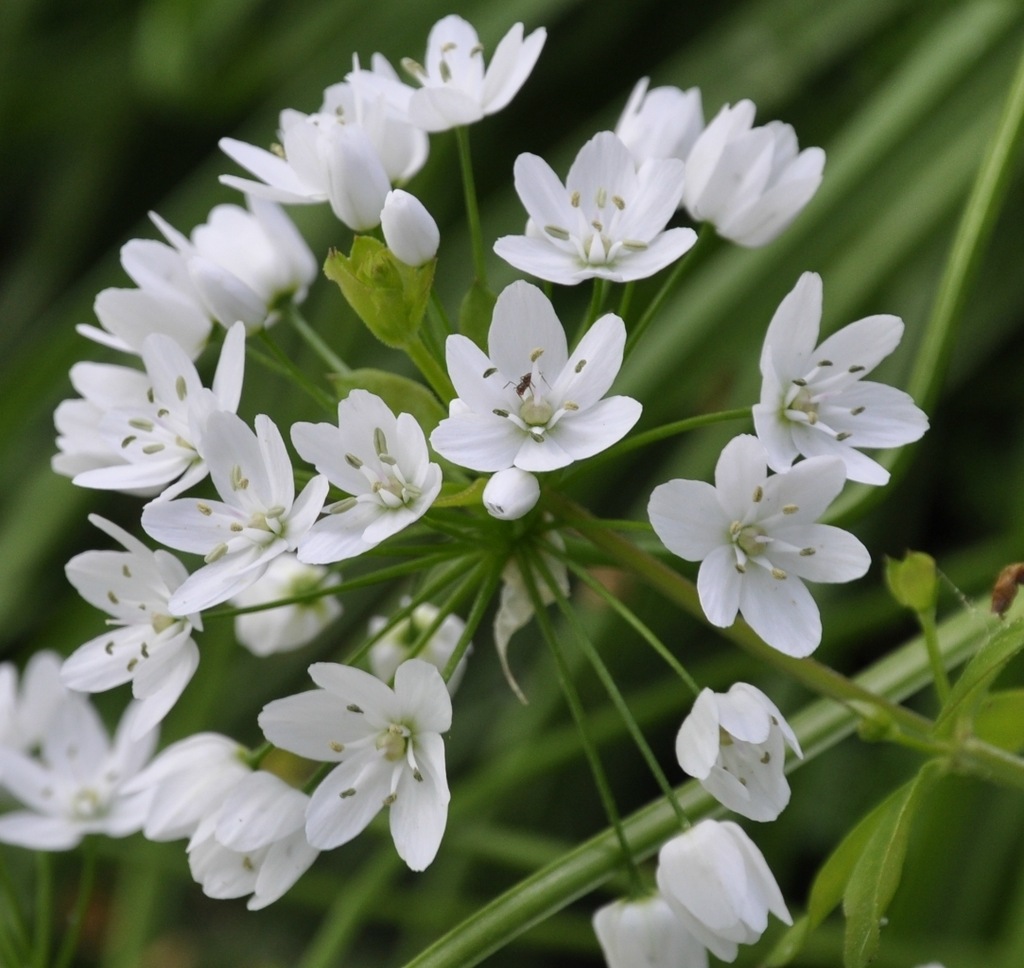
(676, 683), (801, 822)
(258, 658), (451, 871)
(62, 515), (202, 739)
(430, 281), (641, 472)
(683, 99), (824, 248)
(142, 412), (328, 615)
(494, 132), (696, 285)
(752, 272), (929, 485)
(656, 819), (792, 963)
(357, 14), (546, 133)
(614, 77), (705, 169)
(68, 321), (246, 501)
(0, 651), (68, 756)
(292, 390), (442, 564)
(649, 434), (869, 657)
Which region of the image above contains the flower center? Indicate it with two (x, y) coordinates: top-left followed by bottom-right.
(71, 787), (106, 820)
(732, 522), (767, 558)
(520, 397), (554, 426)
(377, 723), (410, 762)
(785, 385), (819, 424)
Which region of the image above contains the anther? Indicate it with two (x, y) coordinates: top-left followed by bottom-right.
(771, 567), (787, 580)
(127, 658), (138, 672)
(142, 444), (165, 455)
(197, 503), (212, 516)
(529, 431), (545, 443)
(595, 187), (607, 207)
(735, 563), (746, 574)
(563, 401), (579, 411)
(752, 486), (763, 503)
(760, 751), (771, 764)
(483, 367), (498, 378)
(157, 408), (169, 418)
(413, 769), (424, 782)
(621, 239), (648, 250)
(121, 436), (136, 448)
(782, 504), (798, 514)
(339, 788), (357, 799)
(242, 857), (255, 871)
(570, 191), (581, 207)
(575, 359), (587, 373)
(345, 453), (363, 469)
(107, 591), (119, 604)
(439, 61), (452, 82)
(329, 741), (344, 753)
(146, 388), (155, 403)
(175, 376), (187, 401)
(129, 418), (154, 431)
(591, 219), (604, 232)
(347, 704), (363, 714)
(122, 565), (131, 578)
(373, 427), (388, 457)
(470, 43), (484, 56)
(836, 431), (852, 441)
(230, 522), (243, 532)
(205, 543), (229, 563)
(382, 793), (397, 806)
(544, 225), (570, 240)
(493, 408), (509, 418)
(530, 348), (544, 362)
(331, 497), (358, 514)
(104, 641), (115, 655)
(230, 465), (249, 490)
(612, 195), (625, 210)
(792, 378), (807, 387)
(141, 643), (150, 659)
(851, 406), (865, 416)
(849, 364), (865, 373)
(799, 547), (816, 556)
(271, 143), (285, 159)
(440, 41), (457, 53)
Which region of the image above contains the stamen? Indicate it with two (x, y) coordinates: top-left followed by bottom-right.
(401, 57), (427, 82)
(544, 225), (570, 241)
(122, 565), (131, 578)
(205, 543), (229, 563)
(141, 643), (150, 659)
(347, 704), (363, 714)
(382, 793), (397, 806)
(105, 641), (114, 655)
(121, 436), (136, 448)
(142, 444), (164, 455)
(575, 359), (587, 373)
(800, 547), (816, 556)
(271, 143), (285, 159)
(530, 348), (544, 362)
(197, 503), (212, 516)
(440, 41), (457, 53)
(107, 591), (119, 605)
(752, 486), (763, 503)
(817, 359), (833, 367)
(621, 239), (648, 251)
(782, 504), (798, 514)
(230, 465), (249, 490)
(329, 741), (344, 752)
(851, 406), (865, 415)
(849, 364), (865, 373)
(836, 431), (852, 441)
(339, 788), (357, 798)
(230, 522), (243, 532)
(175, 376), (187, 400)
(438, 61), (452, 82)
(470, 43), (484, 56)
(570, 191), (580, 207)
(129, 418), (154, 431)
(792, 378), (808, 387)
(493, 408), (509, 418)
(345, 453), (363, 469)
(771, 567), (787, 580)
(595, 187), (607, 207)
(482, 367), (498, 378)
(373, 428), (388, 457)
(612, 195), (625, 210)
(331, 497), (358, 514)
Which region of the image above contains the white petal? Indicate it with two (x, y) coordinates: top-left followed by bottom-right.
(649, 479), (728, 561)
(697, 545), (743, 628)
(305, 750), (390, 849)
(390, 731), (449, 870)
(739, 566), (821, 656)
(259, 690), (357, 761)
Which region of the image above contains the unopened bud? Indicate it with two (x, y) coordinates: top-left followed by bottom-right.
(483, 467), (540, 521)
(380, 190), (440, 267)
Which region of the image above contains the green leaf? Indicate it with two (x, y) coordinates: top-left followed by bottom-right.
(842, 762), (942, 968)
(458, 279), (496, 348)
(327, 368), (445, 435)
(935, 619), (1024, 736)
(973, 689), (1024, 753)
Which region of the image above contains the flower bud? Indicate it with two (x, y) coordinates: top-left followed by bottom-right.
(483, 468), (540, 520)
(380, 190), (440, 267)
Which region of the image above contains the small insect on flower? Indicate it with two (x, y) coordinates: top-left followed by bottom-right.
(512, 373), (532, 397)
(991, 563), (1024, 618)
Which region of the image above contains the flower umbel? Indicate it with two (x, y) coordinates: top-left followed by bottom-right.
(649, 434), (870, 656)
(258, 659), (452, 871)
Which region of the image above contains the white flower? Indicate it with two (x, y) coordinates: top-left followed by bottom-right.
(676, 683), (801, 822)
(380, 189), (439, 266)
(219, 72), (428, 231)
(363, 15), (546, 132)
(187, 770), (318, 910)
(683, 100), (824, 247)
(0, 699), (156, 850)
(368, 602), (471, 694)
(231, 553), (342, 656)
(614, 77), (704, 168)
(142, 412), (329, 614)
(752, 272), (929, 486)
(146, 197), (317, 334)
(62, 515), (202, 739)
(431, 281), (641, 472)
(125, 732), (251, 841)
(657, 820), (791, 962)
(482, 467), (540, 520)
(593, 895), (709, 968)
(258, 659), (451, 871)
(0, 651), (68, 754)
(292, 390), (442, 564)
(494, 132), (696, 284)
(648, 434), (869, 657)
(68, 321), (246, 500)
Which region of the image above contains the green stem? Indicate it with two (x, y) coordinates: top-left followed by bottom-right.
(0, 854), (30, 959)
(575, 277), (608, 344)
(624, 225), (718, 358)
(441, 557), (503, 683)
(455, 126), (487, 287)
(617, 281), (635, 320)
(919, 607), (952, 704)
(284, 305), (351, 377)
(255, 331), (337, 415)
(54, 841), (97, 968)
(32, 853), (51, 968)
(406, 334), (456, 401)
(520, 552), (645, 896)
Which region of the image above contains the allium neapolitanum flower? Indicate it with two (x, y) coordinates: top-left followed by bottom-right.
(0, 651), (67, 756)
(368, 602), (471, 695)
(62, 515), (201, 739)
(494, 132), (696, 284)
(614, 77), (705, 168)
(649, 434), (869, 657)
(356, 14), (547, 132)
(676, 683), (801, 822)
(292, 390), (442, 564)
(142, 412), (328, 615)
(683, 99), (824, 247)
(430, 281), (641, 472)
(220, 72), (428, 231)
(752, 272), (929, 486)
(0, 699), (156, 850)
(259, 659), (451, 871)
(65, 321), (245, 500)
(593, 894), (709, 968)
(230, 553), (343, 657)
(656, 819), (791, 962)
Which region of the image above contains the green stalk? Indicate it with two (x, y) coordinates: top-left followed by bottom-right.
(455, 126), (487, 287)
(284, 305), (351, 377)
(574, 277), (608, 344)
(920, 606), (952, 705)
(54, 841), (97, 968)
(255, 331), (337, 415)
(406, 334), (456, 401)
(32, 853), (51, 968)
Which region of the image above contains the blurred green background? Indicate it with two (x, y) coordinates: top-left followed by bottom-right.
(2, 0), (1024, 965)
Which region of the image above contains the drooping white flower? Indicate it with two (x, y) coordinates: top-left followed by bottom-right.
(593, 894), (709, 968)
(648, 434), (869, 657)
(357, 15), (546, 132)
(614, 77), (704, 168)
(144, 197), (317, 334)
(292, 390), (441, 564)
(124, 732), (252, 841)
(0, 699), (156, 850)
(494, 132), (696, 285)
(62, 515), (202, 739)
(219, 70), (428, 231)
(368, 602), (471, 694)
(683, 100), (824, 247)
(482, 467), (540, 520)
(142, 412), (328, 615)
(380, 189), (440, 266)
(431, 281), (641, 472)
(676, 683), (801, 822)
(752, 272), (929, 486)
(258, 659), (451, 871)
(187, 770), (319, 910)
(0, 651), (68, 755)
(68, 321), (246, 500)
(656, 820), (792, 962)
(231, 553), (343, 657)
